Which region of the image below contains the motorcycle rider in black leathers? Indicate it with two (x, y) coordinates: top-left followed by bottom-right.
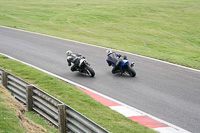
(106, 49), (128, 74)
(66, 50), (84, 72)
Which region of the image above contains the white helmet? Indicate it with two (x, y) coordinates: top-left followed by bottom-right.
(106, 49), (112, 55)
(66, 50), (72, 56)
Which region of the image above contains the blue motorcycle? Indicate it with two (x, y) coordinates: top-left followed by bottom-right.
(107, 54), (136, 77)
(116, 58), (136, 77)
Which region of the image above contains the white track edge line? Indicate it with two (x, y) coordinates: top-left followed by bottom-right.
(0, 53), (191, 133)
(1, 25), (200, 73)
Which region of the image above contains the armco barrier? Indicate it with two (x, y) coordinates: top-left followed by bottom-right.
(0, 69), (2, 83)
(0, 69), (109, 133)
(7, 73), (29, 104)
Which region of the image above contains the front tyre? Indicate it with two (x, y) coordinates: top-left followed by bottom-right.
(85, 65), (95, 77)
(126, 66), (136, 77)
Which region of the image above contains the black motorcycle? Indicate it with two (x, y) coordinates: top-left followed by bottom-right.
(72, 57), (95, 77)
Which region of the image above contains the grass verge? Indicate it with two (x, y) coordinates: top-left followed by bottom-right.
(0, 0), (200, 69)
(0, 86), (25, 133)
(0, 84), (58, 133)
(0, 54), (156, 133)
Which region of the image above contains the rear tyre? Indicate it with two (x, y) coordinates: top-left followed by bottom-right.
(126, 66), (136, 77)
(85, 65), (95, 77)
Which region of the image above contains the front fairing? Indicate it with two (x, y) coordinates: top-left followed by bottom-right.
(121, 60), (129, 67)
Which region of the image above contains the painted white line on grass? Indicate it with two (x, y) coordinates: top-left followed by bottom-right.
(1, 25), (200, 73)
(0, 53), (191, 133)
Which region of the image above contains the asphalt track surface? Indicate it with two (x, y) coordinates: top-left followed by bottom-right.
(0, 26), (200, 133)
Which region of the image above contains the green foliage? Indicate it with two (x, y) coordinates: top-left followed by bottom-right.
(0, 55), (156, 132)
(0, 0), (200, 69)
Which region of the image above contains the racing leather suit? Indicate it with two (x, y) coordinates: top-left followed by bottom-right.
(67, 53), (82, 72)
(106, 52), (122, 74)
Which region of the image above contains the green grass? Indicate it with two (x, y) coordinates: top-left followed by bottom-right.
(0, 86), (59, 133)
(25, 112), (59, 133)
(0, 55), (156, 133)
(0, 94), (25, 133)
(0, 0), (200, 69)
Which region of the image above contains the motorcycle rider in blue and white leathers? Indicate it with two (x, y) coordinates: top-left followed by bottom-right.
(106, 49), (128, 74)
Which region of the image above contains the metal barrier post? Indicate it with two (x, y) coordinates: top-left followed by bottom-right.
(2, 71), (7, 87)
(26, 85), (33, 111)
(58, 104), (66, 133)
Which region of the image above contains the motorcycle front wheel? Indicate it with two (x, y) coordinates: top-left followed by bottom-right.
(85, 65), (95, 77)
(126, 66), (136, 77)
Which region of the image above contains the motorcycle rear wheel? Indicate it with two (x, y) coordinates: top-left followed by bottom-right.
(85, 65), (95, 77)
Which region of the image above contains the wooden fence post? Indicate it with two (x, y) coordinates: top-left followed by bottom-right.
(26, 85), (33, 111)
(58, 104), (66, 133)
(2, 71), (7, 87)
